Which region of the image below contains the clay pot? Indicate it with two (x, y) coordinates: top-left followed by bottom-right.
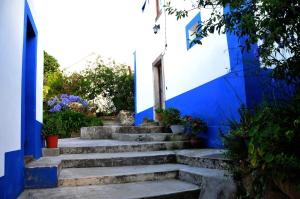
(46, 135), (58, 148)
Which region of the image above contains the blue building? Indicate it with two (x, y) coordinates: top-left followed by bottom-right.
(134, 0), (268, 147)
(0, 1), (43, 198)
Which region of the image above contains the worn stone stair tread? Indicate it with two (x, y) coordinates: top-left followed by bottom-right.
(60, 164), (181, 179)
(58, 163), (231, 187)
(19, 179), (200, 199)
(26, 149), (227, 169)
(58, 138), (190, 154)
(112, 133), (189, 142)
(26, 150), (176, 168)
(58, 164), (181, 186)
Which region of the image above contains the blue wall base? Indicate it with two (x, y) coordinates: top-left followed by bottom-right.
(0, 150), (24, 199)
(135, 107), (154, 126)
(25, 167), (58, 189)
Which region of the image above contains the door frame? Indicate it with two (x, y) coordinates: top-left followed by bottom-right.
(21, 1), (39, 159)
(152, 54), (166, 120)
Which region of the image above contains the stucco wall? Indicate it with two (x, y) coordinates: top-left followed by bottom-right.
(0, 1), (43, 197)
(135, 0), (230, 114)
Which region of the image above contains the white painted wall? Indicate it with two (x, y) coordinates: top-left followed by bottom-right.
(135, 0), (230, 114)
(0, 0), (43, 177)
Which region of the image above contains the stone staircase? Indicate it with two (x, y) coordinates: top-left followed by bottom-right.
(19, 126), (236, 199)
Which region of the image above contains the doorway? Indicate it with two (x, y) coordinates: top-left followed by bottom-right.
(153, 56), (165, 119)
(21, 3), (39, 159)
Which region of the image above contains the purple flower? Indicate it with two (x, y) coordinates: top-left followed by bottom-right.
(61, 97), (71, 106)
(81, 100), (88, 107)
(69, 95), (81, 102)
(60, 94), (69, 99)
(48, 97), (58, 107)
(50, 104), (62, 112)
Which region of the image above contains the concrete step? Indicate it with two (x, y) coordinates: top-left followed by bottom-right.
(24, 149), (228, 189)
(58, 164), (181, 187)
(24, 151), (177, 188)
(176, 149), (229, 170)
(58, 164), (235, 189)
(59, 138), (190, 154)
(112, 133), (189, 142)
(81, 126), (164, 139)
(19, 179), (200, 199)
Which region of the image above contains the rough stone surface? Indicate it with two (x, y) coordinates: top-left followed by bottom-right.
(112, 133), (189, 142)
(19, 180), (200, 199)
(59, 138), (190, 154)
(42, 148), (60, 157)
(81, 126), (165, 139)
(59, 164), (180, 186)
(175, 149), (229, 170)
(117, 110), (135, 126)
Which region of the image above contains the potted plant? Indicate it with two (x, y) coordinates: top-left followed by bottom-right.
(183, 116), (208, 148)
(155, 107), (164, 122)
(42, 114), (63, 148)
(162, 108), (184, 134)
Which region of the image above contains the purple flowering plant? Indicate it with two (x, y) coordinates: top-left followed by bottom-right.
(47, 94), (88, 113)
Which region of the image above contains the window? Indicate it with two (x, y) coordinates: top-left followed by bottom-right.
(185, 13), (202, 50)
(156, 0), (163, 19)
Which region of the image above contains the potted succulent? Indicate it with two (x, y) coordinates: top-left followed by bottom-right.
(183, 116), (208, 148)
(162, 108), (184, 134)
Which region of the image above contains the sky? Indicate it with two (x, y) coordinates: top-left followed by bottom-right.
(34, 0), (141, 72)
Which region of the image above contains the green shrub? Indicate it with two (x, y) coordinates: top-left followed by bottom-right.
(43, 109), (103, 138)
(162, 108), (182, 127)
(222, 99), (300, 198)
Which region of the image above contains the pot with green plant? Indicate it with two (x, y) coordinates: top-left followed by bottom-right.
(183, 116), (208, 148)
(155, 107), (164, 122)
(162, 108), (184, 134)
(42, 114), (63, 148)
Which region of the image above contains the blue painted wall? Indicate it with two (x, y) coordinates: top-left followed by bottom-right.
(0, 1), (42, 198)
(22, 0), (41, 159)
(0, 151), (24, 199)
(135, 5), (271, 148)
(135, 107), (154, 126)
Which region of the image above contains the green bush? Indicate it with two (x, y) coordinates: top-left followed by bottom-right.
(222, 99), (300, 198)
(43, 109), (103, 138)
(162, 108), (182, 127)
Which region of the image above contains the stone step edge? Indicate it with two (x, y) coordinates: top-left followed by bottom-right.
(81, 126), (165, 139)
(19, 180), (200, 199)
(25, 150), (229, 188)
(59, 141), (191, 154)
(58, 164), (231, 187)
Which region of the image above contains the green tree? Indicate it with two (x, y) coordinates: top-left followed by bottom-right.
(44, 51), (60, 75)
(83, 58), (134, 113)
(43, 51), (63, 100)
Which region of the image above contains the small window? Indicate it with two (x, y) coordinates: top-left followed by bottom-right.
(156, 0), (163, 19)
(185, 13), (202, 50)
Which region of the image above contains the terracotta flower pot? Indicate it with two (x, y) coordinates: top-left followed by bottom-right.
(46, 135), (58, 148)
(156, 113), (163, 121)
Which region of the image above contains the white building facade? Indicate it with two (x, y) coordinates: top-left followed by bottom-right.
(134, 0), (266, 147)
(0, 0), (43, 198)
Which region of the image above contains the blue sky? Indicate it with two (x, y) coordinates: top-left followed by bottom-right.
(35, 0), (140, 71)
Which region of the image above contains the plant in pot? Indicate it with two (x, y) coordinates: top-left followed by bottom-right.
(183, 116), (208, 148)
(42, 114), (63, 148)
(155, 107), (164, 123)
(162, 108), (184, 134)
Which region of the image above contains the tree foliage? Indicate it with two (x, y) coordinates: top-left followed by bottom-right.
(81, 58), (134, 114)
(166, 0), (300, 85)
(43, 51), (64, 100)
(44, 51), (60, 75)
